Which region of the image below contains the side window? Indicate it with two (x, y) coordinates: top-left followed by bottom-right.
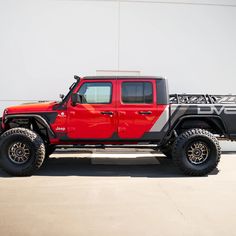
(78, 82), (112, 104)
(122, 82), (153, 104)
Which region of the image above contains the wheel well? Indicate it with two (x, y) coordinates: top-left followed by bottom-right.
(174, 117), (226, 136)
(4, 117), (50, 144)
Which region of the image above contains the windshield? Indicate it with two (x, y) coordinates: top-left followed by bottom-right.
(60, 80), (79, 104)
(69, 82), (76, 91)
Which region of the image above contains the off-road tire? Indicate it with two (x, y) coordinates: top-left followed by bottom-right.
(0, 128), (45, 176)
(172, 129), (221, 176)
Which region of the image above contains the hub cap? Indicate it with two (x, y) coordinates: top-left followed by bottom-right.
(8, 142), (31, 164)
(187, 141), (209, 165)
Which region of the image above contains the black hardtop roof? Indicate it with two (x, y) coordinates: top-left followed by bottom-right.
(82, 76), (165, 80)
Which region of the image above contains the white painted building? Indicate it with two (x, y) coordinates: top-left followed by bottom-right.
(0, 0), (236, 149)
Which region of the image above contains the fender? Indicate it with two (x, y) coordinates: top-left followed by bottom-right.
(170, 114), (228, 137)
(4, 114), (56, 138)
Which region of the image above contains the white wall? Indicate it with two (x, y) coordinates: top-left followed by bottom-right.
(119, 1), (236, 94)
(0, 0), (236, 150)
(0, 0), (119, 102)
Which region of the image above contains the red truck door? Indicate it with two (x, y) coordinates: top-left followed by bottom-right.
(67, 79), (117, 139)
(117, 79), (166, 139)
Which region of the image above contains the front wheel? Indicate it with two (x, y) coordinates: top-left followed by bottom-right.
(0, 128), (45, 176)
(172, 129), (221, 176)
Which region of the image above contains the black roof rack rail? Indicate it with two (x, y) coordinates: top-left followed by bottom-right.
(169, 94), (236, 104)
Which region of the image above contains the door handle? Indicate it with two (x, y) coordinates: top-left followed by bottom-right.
(138, 111), (152, 115)
(101, 111), (114, 115)
(69, 111), (76, 115)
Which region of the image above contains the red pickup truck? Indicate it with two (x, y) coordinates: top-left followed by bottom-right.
(1, 75), (236, 176)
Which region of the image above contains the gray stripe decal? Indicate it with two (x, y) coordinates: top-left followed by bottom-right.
(150, 106), (169, 132)
(170, 105), (189, 126)
(149, 104), (189, 133)
(170, 104), (179, 116)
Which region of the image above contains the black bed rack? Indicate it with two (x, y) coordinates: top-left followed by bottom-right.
(169, 94), (236, 104)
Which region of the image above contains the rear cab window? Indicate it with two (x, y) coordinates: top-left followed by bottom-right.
(121, 82), (153, 104)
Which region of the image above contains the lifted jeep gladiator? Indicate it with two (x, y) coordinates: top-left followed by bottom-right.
(1, 75), (236, 176)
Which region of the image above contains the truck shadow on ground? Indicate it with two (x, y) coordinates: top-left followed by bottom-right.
(0, 156), (219, 178)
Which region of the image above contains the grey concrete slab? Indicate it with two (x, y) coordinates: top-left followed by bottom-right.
(0, 153), (236, 236)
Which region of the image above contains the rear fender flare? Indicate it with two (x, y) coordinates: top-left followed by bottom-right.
(170, 115), (228, 137)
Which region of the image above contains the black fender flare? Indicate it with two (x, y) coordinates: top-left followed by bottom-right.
(171, 114), (228, 136)
(4, 114), (56, 138)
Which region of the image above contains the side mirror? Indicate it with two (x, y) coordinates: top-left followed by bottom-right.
(71, 93), (82, 106)
(59, 94), (65, 100)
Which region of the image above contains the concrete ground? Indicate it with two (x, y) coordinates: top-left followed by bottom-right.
(0, 149), (236, 236)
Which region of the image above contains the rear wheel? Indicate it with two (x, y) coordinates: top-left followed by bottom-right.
(0, 128), (45, 176)
(172, 129), (221, 176)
